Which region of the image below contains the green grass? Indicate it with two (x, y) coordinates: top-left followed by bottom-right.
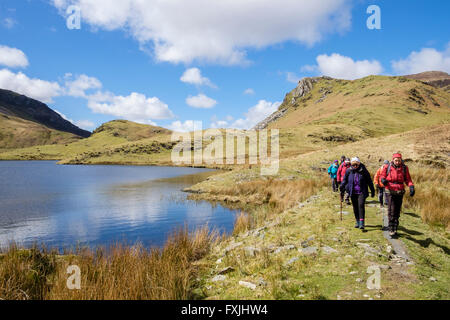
(194, 186), (449, 300)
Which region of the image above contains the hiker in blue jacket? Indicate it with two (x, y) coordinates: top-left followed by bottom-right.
(328, 160), (339, 192)
(340, 157), (375, 230)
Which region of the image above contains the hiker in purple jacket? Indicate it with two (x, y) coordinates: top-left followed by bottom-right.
(340, 157), (375, 230)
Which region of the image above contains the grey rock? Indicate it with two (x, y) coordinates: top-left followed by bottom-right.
(321, 246), (338, 254)
(298, 246), (318, 255)
(285, 257), (300, 266)
(211, 275), (226, 282)
(225, 241), (243, 252)
(239, 281), (257, 290)
(274, 244), (296, 254)
(244, 246), (261, 257)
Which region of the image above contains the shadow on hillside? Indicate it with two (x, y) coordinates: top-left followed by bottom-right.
(400, 232), (450, 255)
(403, 211), (421, 218)
(364, 224), (383, 232)
(398, 226), (423, 236)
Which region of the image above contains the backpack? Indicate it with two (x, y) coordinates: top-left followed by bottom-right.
(386, 161), (407, 179)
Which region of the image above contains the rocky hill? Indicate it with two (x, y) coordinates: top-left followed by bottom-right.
(404, 71), (450, 92)
(254, 74), (449, 131)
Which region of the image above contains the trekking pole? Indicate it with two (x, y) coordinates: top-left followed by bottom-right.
(340, 193), (343, 221)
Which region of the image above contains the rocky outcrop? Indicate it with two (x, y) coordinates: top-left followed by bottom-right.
(252, 108), (288, 130)
(253, 76), (330, 130)
(404, 71), (450, 92)
(0, 88), (91, 138)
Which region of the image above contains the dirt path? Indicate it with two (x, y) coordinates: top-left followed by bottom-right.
(380, 207), (412, 261)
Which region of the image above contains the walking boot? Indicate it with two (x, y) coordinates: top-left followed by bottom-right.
(359, 220), (365, 230)
(389, 227), (396, 237)
(354, 220), (359, 228)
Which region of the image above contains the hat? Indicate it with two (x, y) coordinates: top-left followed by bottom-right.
(383, 160), (390, 165)
(334, 160), (339, 163)
(351, 157), (361, 165)
(392, 153), (402, 160)
(345, 157), (350, 162)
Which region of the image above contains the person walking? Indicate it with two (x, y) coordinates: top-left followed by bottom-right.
(374, 160), (390, 208)
(337, 157), (351, 205)
(339, 155), (346, 166)
(327, 160), (339, 192)
(340, 157), (375, 230)
(380, 153), (415, 237)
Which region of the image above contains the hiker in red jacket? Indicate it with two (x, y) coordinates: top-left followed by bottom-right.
(337, 158), (351, 204)
(380, 153), (415, 237)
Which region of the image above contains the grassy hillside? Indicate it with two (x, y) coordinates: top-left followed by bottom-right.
(0, 120), (176, 164)
(257, 75), (450, 158)
(185, 123), (449, 300)
(1, 74), (449, 300)
(404, 71), (450, 93)
(1, 75), (449, 165)
(0, 113), (83, 150)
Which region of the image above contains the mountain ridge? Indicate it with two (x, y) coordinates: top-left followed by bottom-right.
(0, 88), (91, 138)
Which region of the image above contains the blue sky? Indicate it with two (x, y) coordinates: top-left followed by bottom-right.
(0, 0), (449, 132)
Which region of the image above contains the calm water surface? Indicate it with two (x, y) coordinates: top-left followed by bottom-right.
(0, 161), (236, 249)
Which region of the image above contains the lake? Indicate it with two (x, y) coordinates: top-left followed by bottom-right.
(0, 161), (237, 249)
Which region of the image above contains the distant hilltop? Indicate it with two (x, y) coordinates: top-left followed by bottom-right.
(0, 88), (91, 138)
(403, 71), (450, 92)
(0, 88), (91, 149)
(253, 71), (450, 131)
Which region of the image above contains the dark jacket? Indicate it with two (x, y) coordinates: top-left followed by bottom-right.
(340, 163), (375, 198)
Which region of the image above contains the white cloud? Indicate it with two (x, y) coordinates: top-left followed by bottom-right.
(3, 18), (17, 29)
(74, 120), (96, 130)
(0, 69), (62, 103)
(52, 0), (352, 65)
(211, 100), (281, 130)
(0, 45), (29, 68)
(180, 68), (216, 88)
(210, 120), (230, 129)
(64, 73), (102, 98)
(391, 46), (450, 75)
(314, 53), (383, 80)
(55, 110), (96, 131)
(87, 92), (174, 121)
(243, 88), (255, 95)
(167, 120), (197, 132)
(54, 109), (73, 122)
(300, 64), (317, 73)
(286, 72), (301, 83)
(186, 94), (217, 109)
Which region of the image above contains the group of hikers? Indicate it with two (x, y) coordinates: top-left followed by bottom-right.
(327, 153), (415, 237)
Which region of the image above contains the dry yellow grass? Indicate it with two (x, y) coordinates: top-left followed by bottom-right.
(214, 176), (329, 213)
(0, 227), (219, 300)
(233, 212), (252, 235)
(403, 168), (450, 229)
